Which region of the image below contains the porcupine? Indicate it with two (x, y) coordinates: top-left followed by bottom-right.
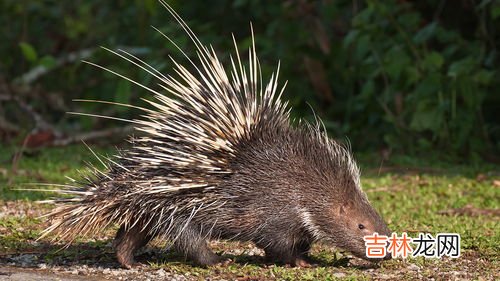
(41, 1), (392, 268)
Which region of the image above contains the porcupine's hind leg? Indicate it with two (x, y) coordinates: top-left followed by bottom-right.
(114, 224), (153, 269)
(257, 237), (314, 267)
(172, 224), (223, 266)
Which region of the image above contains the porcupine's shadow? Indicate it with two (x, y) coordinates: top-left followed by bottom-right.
(0, 241), (119, 268)
(132, 247), (269, 267)
(0, 240), (191, 269)
(217, 253), (351, 268)
(0, 240), (184, 269)
(137, 248), (377, 269)
(135, 242), (360, 268)
(136, 251), (344, 268)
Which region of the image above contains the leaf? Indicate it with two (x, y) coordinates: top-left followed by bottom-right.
(352, 4), (374, 27)
(474, 70), (494, 85)
(343, 30), (359, 47)
(492, 5), (500, 19)
(354, 34), (371, 60)
(423, 51), (444, 70)
(448, 57), (476, 77)
(404, 66), (420, 86)
(360, 79), (375, 99)
(19, 42), (38, 63)
(38, 55), (56, 68)
(413, 74), (441, 97)
(435, 27), (460, 43)
(409, 103), (442, 132)
(413, 22), (437, 44)
(385, 49), (411, 81)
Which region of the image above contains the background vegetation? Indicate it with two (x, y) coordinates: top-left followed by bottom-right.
(1, 0), (499, 161)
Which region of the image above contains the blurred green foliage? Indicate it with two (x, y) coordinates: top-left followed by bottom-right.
(1, 0), (499, 160)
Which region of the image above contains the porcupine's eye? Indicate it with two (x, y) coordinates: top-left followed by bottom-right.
(358, 224), (365, 230)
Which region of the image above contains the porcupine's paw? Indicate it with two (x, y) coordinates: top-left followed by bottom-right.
(114, 224), (152, 269)
(262, 248), (315, 267)
(115, 244), (137, 269)
(116, 250), (140, 269)
(212, 257), (234, 267)
(115, 242), (148, 269)
(192, 250), (226, 267)
(291, 240), (315, 267)
(192, 249), (235, 267)
(173, 228), (228, 267)
(292, 255), (316, 268)
(268, 255), (314, 268)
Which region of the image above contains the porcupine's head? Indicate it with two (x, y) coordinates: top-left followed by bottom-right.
(291, 126), (392, 261)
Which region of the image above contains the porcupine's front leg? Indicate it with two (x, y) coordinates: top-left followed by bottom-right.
(294, 239), (314, 267)
(114, 224), (152, 269)
(173, 225), (223, 266)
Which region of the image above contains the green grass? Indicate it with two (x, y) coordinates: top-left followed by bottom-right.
(0, 144), (499, 280)
(0, 144), (116, 201)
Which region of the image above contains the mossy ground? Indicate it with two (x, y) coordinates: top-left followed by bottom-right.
(0, 145), (498, 280)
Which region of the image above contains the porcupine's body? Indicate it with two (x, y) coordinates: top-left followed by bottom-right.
(43, 1), (391, 268)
